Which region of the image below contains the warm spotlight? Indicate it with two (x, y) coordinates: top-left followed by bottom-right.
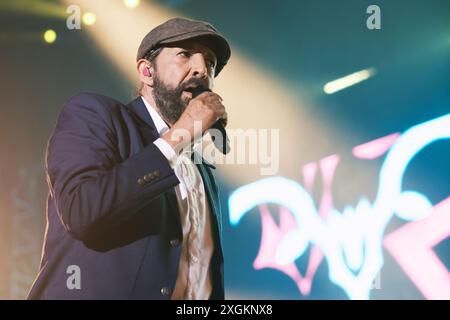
(123, 0), (140, 9)
(43, 29), (57, 44)
(82, 12), (96, 26)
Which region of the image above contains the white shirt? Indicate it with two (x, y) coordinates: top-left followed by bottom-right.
(142, 96), (214, 300)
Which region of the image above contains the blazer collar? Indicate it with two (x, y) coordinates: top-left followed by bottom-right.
(126, 96), (159, 137)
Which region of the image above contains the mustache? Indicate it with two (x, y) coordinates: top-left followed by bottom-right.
(179, 78), (207, 94)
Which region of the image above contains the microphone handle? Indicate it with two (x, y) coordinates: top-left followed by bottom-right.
(211, 119), (230, 154)
(191, 87), (230, 154)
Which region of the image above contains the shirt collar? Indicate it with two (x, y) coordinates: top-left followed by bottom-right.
(141, 96), (170, 137)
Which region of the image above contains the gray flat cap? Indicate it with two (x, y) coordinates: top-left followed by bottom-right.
(136, 17), (231, 76)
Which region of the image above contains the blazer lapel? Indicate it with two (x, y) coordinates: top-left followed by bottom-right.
(126, 96), (180, 234)
(126, 96), (160, 145)
(192, 152), (223, 241)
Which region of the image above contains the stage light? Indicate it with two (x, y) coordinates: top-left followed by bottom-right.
(82, 12), (96, 26)
(43, 29), (56, 44)
(324, 68), (376, 94)
(0, 1), (67, 19)
(124, 0), (140, 9)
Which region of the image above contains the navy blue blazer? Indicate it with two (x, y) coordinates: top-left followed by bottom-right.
(27, 93), (224, 299)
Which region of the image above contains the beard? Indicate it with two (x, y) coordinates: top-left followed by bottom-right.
(152, 73), (204, 125)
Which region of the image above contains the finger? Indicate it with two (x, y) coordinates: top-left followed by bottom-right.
(203, 91), (222, 101)
(220, 111), (228, 127)
(204, 93), (222, 105)
(214, 93), (223, 102)
(215, 107), (226, 122)
(213, 103), (225, 115)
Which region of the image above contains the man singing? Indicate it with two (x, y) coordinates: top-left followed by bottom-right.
(28, 17), (230, 300)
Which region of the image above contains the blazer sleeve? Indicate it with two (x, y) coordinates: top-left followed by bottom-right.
(46, 93), (180, 240)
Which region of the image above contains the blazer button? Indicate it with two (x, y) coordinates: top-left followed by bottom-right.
(137, 178), (145, 186)
(144, 173), (153, 182)
(170, 239), (180, 247)
(161, 286), (172, 296)
(153, 170), (161, 178)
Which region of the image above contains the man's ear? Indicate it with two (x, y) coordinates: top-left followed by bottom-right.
(137, 59), (155, 87)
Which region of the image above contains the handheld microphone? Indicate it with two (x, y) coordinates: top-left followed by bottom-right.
(191, 86), (230, 154)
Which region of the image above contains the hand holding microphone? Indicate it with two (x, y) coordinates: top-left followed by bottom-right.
(190, 86), (230, 154)
(161, 86), (230, 154)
